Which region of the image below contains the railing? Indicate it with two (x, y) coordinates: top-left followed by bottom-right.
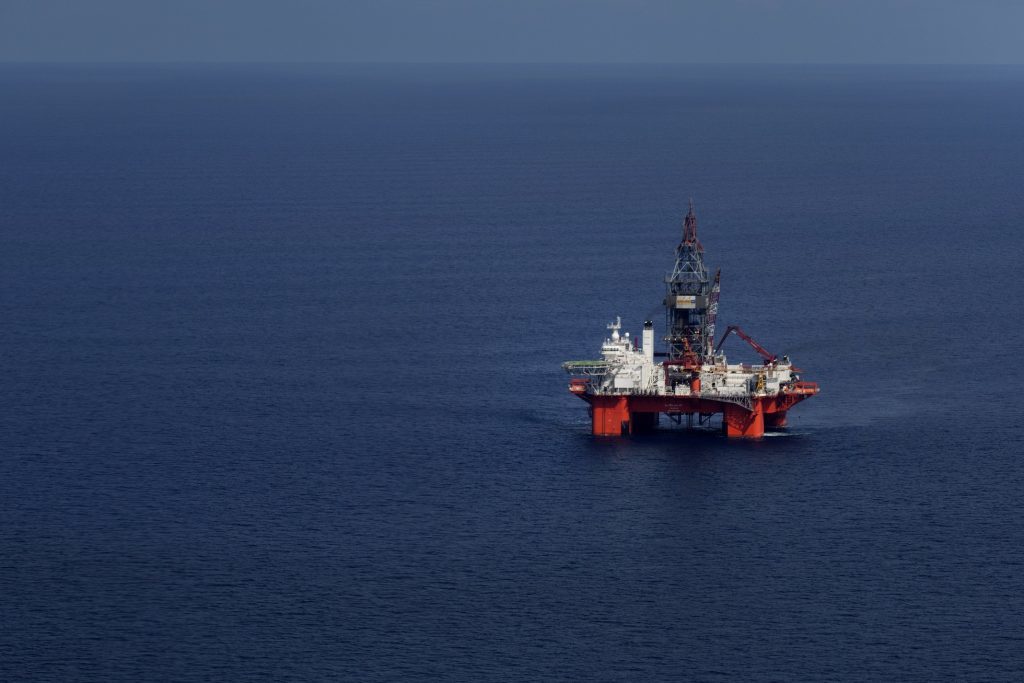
(561, 360), (610, 377)
(566, 376), (814, 412)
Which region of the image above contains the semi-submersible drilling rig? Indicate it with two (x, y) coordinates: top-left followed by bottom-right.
(562, 203), (819, 438)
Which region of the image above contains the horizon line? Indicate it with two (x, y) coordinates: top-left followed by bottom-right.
(1, 60), (1023, 67)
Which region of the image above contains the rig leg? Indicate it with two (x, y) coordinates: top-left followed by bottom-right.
(722, 400), (765, 438)
(764, 411), (788, 429)
(590, 396), (631, 436)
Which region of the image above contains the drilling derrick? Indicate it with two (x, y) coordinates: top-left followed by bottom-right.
(562, 200), (820, 439)
(665, 202), (713, 363)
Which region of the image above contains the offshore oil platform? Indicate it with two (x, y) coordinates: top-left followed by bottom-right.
(562, 202), (819, 438)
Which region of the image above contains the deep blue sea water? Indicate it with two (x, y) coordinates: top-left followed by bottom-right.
(2, 64), (1023, 680)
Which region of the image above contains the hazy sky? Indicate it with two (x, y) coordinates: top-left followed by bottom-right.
(1, 0), (1022, 63)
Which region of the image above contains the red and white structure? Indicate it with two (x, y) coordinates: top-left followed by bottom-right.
(563, 203), (819, 438)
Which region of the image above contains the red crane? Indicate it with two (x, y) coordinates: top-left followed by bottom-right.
(715, 325), (777, 364)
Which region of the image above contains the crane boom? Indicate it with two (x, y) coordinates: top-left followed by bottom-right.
(715, 325), (777, 363)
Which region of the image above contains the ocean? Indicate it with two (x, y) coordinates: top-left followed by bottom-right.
(2, 63), (1023, 680)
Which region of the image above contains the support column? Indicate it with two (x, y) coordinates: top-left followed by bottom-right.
(590, 396), (631, 436)
(722, 399), (765, 438)
(764, 411), (788, 429)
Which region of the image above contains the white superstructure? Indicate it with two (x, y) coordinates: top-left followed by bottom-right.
(566, 318), (802, 406)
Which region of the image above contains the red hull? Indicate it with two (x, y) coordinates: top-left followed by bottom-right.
(575, 388), (816, 438)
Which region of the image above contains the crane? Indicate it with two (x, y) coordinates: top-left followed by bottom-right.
(715, 325), (777, 364)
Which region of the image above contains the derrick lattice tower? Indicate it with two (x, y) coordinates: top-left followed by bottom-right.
(664, 201), (719, 363)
